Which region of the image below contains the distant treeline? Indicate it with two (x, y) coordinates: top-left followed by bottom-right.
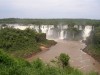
(0, 18), (100, 25)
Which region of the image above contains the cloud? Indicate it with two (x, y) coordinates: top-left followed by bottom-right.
(0, 0), (100, 19)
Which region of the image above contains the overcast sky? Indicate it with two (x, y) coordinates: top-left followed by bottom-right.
(0, 0), (100, 19)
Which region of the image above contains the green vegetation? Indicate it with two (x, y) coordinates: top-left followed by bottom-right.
(0, 27), (56, 58)
(58, 53), (70, 67)
(0, 18), (100, 25)
(0, 50), (98, 75)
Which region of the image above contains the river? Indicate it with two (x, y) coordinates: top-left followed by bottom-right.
(2, 24), (100, 73)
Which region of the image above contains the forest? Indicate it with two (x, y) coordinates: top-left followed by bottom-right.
(0, 18), (100, 25)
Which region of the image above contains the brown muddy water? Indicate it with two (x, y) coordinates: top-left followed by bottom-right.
(28, 40), (100, 73)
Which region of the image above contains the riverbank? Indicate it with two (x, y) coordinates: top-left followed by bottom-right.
(25, 40), (57, 58)
(83, 45), (100, 63)
(82, 37), (100, 64)
(82, 26), (100, 64)
(7, 40), (57, 58)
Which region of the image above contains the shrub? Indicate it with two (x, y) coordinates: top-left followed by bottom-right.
(59, 53), (70, 68)
(32, 58), (44, 69)
(0, 49), (16, 66)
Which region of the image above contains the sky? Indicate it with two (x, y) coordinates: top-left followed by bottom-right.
(0, 0), (100, 19)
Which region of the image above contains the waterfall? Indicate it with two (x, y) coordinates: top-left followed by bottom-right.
(82, 26), (92, 40)
(60, 30), (64, 39)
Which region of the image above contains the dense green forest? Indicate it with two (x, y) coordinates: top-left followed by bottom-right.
(0, 18), (100, 25)
(0, 27), (56, 57)
(0, 50), (98, 75)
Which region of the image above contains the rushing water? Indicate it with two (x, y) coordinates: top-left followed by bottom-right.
(1, 24), (100, 73)
(4, 24), (92, 41)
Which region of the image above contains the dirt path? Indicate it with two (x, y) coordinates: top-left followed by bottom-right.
(27, 40), (100, 73)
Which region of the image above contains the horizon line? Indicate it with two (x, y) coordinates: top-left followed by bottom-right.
(0, 17), (100, 20)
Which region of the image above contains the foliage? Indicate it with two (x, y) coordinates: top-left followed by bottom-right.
(58, 53), (70, 67)
(0, 18), (100, 25)
(0, 27), (37, 50)
(0, 50), (97, 75)
(35, 33), (46, 42)
(93, 26), (100, 47)
(88, 26), (100, 53)
(0, 27), (56, 57)
(0, 49), (16, 66)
